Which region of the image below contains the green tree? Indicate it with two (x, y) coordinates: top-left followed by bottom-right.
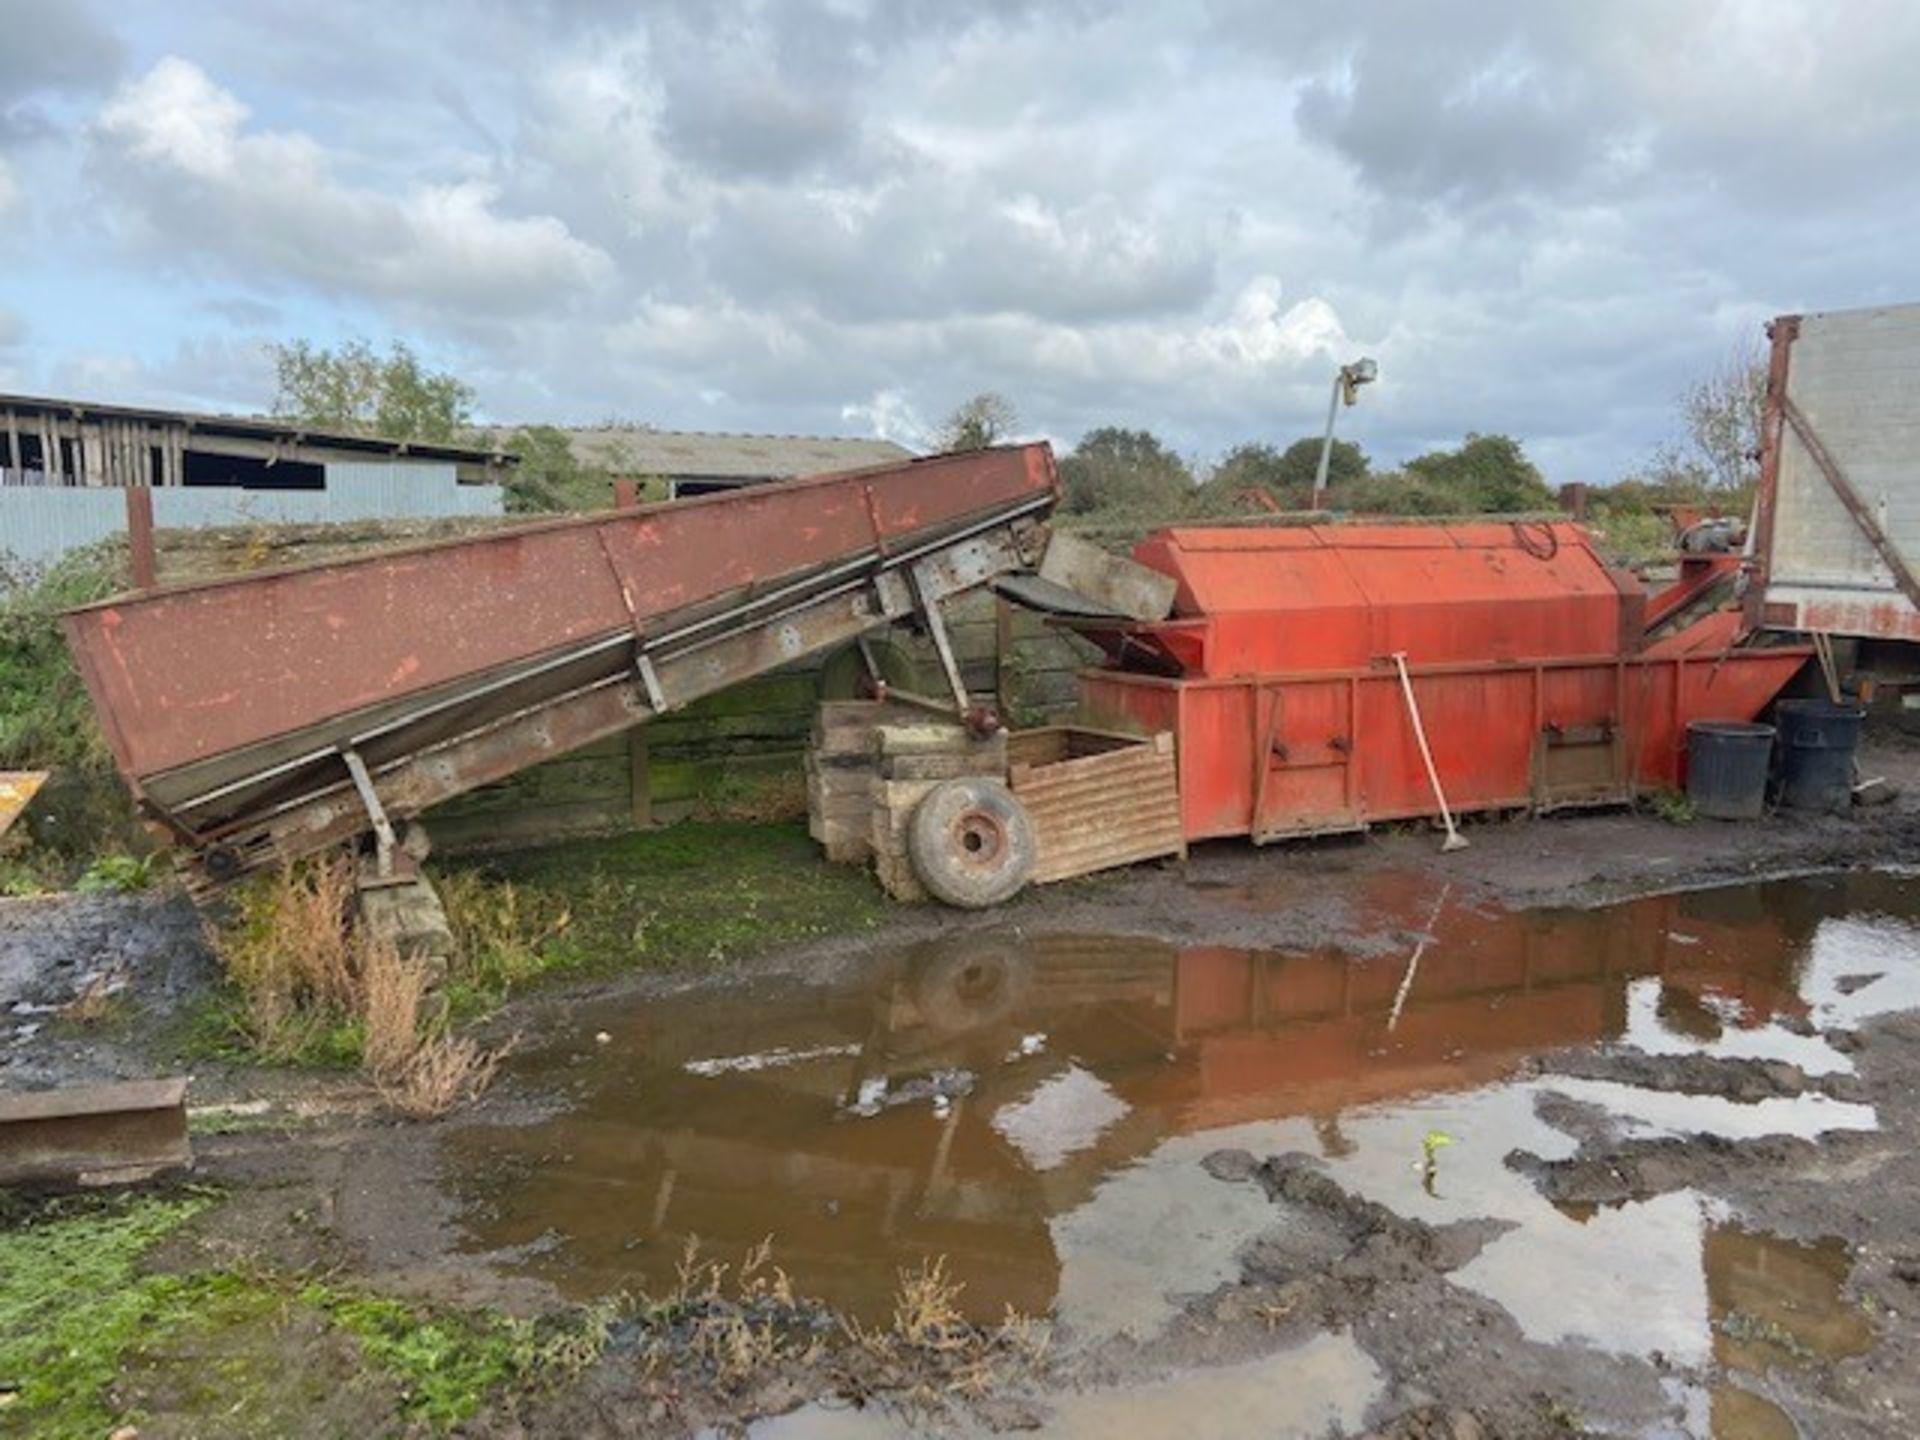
(1204, 437), (1368, 510)
(500, 425), (617, 515)
(270, 339), (474, 444)
(1058, 427), (1194, 516)
(934, 392), (1018, 452)
(1399, 433), (1553, 513)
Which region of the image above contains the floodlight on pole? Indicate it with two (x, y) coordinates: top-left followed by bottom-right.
(1311, 357), (1379, 510)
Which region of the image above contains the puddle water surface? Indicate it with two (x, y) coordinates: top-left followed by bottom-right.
(447, 870), (1913, 1377)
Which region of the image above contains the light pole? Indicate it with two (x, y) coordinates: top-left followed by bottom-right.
(1311, 357), (1378, 510)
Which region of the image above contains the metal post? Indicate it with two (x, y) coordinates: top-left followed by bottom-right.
(340, 746), (398, 878)
(125, 486), (157, 590)
(1311, 372), (1344, 511)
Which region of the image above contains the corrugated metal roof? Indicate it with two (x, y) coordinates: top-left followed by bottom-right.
(487, 426), (914, 479)
(0, 391), (512, 466)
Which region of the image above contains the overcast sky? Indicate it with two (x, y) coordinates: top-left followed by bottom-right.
(2, 1), (1917, 480)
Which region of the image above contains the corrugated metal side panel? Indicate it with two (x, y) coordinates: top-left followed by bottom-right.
(0, 464), (503, 574)
(0, 489), (127, 570)
(321, 462), (504, 518)
(1012, 731), (1184, 884)
(1772, 303), (1920, 632)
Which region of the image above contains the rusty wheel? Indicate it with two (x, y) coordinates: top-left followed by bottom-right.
(907, 778), (1036, 909)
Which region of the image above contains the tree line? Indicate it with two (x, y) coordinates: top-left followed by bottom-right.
(268, 340), (1764, 558)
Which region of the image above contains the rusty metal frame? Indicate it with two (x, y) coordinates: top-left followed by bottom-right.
(175, 504), (1050, 888)
(1745, 314), (1799, 630)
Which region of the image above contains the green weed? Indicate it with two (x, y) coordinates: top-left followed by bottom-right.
(0, 1189), (216, 1439)
(75, 851), (159, 894)
(297, 1285), (523, 1427)
(1643, 788), (1697, 825)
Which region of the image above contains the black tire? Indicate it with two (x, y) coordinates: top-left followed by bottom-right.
(907, 778), (1037, 909)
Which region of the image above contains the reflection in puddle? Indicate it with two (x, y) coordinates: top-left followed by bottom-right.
(746, 1330), (1381, 1439)
(447, 871), (1914, 1376)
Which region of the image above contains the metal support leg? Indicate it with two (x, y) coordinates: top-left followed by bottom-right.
(340, 746), (397, 878)
(917, 587), (971, 718)
(856, 633), (887, 692)
(635, 651), (668, 712)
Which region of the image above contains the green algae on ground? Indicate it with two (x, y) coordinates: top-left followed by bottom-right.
(298, 1285), (525, 1427)
(437, 819), (888, 992)
(0, 1189), (215, 1439)
(0, 1188), (552, 1436)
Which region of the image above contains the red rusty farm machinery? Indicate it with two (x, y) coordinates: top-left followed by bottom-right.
(61, 443), (1810, 908)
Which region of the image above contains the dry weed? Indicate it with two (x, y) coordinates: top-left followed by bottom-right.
(204, 855), (359, 1057)
(359, 933), (428, 1080)
(379, 1028), (511, 1117)
(636, 1238), (826, 1394)
(207, 852), (510, 1118)
(60, 966), (126, 1024)
(837, 1257), (1050, 1413)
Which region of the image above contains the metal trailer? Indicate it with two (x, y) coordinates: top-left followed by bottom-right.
(1750, 301), (1920, 642)
(64, 446), (1809, 902)
(62, 444), (1059, 890)
(1066, 521), (1809, 844)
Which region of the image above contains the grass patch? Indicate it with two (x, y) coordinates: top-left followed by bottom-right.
(298, 1285), (524, 1428)
(0, 1188), (216, 1439)
(440, 820), (887, 980)
(1642, 787), (1697, 825)
(0, 1186), (604, 1436)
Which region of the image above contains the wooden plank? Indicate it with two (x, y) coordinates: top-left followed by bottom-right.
(1011, 729), (1183, 884)
(1038, 530), (1177, 621)
(83, 420), (105, 486)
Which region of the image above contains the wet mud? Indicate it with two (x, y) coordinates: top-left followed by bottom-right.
(424, 868), (1920, 1437)
(10, 770), (1920, 1435)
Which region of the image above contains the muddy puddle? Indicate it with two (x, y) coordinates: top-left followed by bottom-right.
(446, 870), (1914, 1394)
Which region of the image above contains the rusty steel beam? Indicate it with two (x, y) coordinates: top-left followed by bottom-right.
(0, 1077), (191, 1187)
(1745, 314), (1798, 629)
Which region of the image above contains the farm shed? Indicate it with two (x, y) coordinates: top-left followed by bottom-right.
(1, 391), (510, 571)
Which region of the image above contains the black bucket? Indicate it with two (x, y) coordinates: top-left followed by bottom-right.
(1686, 721), (1775, 820)
(1773, 699), (1867, 814)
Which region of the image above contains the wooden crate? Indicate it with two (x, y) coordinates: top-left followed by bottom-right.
(1009, 728), (1185, 885)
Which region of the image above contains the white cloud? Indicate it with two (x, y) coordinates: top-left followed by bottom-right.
(87, 58), (612, 317)
(0, 3), (1912, 479)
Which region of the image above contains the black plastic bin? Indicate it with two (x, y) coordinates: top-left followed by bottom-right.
(1686, 721), (1775, 820)
(1773, 699), (1866, 814)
